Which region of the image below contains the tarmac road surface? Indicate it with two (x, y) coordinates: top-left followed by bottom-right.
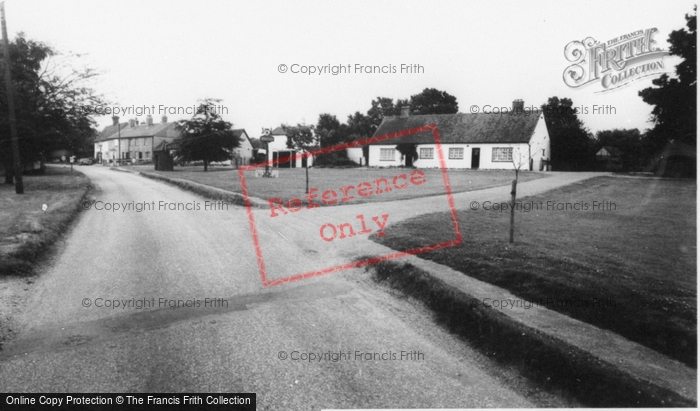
(0, 165), (601, 409)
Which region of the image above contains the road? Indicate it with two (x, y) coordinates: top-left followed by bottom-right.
(0, 165), (601, 409)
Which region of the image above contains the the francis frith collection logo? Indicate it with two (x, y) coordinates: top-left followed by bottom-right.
(563, 28), (671, 92)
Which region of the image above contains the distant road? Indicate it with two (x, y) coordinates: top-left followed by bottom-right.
(0, 166), (600, 409)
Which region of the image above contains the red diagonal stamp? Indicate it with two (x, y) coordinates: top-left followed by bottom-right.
(238, 125), (462, 287)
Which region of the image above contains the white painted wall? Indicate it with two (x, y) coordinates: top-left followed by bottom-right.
(346, 147), (364, 164)
(367, 115), (551, 171)
(368, 145), (402, 167)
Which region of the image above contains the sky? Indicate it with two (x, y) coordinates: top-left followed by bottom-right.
(5, 0), (696, 138)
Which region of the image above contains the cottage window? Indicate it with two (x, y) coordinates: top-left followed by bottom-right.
(448, 148), (464, 159)
(492, 147), (513, 162)
(380, 148), (395, 161)
(542, 149), (545, 156)
(419, 148), (434, 159)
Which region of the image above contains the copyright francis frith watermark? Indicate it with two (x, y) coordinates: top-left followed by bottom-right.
(563, 27), (671, 92)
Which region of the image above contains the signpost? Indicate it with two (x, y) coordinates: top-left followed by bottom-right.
(259, 132), (275, 178)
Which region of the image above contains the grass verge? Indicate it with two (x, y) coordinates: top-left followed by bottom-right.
(128, 169), (250, 207)
(373, 176), (696, 366)
(365, 259), (694, 407)
(130, 165), (546, 207)
(0, 166), (90, 276)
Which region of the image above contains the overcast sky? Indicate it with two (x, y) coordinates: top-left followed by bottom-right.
(6, 0), (696, 137)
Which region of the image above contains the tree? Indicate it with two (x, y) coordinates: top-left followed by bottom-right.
(638, 8), (696, 154)
(316, 113), (344, 148)
(176, 98), (239, 172)
(282, 122), (316, 193)
(367, 97), (398, 129)
(395, 142), (418, 167)
(0, 33), (105, 185)
(283, 122), (316, 152)
(409, 88), (459, 114)
(346, 111), (373, 139)
(507, 144), (535, 243)
(541, 97), (594, 171)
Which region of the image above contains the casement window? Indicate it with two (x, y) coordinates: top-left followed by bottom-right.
(419, 148), (434, 159)
(448, 148), (464, 159)
(380, 148), (395, 161)
(492, 147), (513, 162)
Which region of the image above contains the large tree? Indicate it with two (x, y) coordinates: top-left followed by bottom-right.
(315, 113), (345, 148)
(541, 97), (594, 171)
(409, 88), (459, 115)
(367, 97), (399, 129)
(0, 33), (105, 184)
(176, 98), (239, 172)
(638, 8), (696, 153)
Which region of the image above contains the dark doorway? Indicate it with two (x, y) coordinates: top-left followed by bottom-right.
(275, 151), (295, 168)
(471, 148), (480, 169)
(301, 155), (308, 168)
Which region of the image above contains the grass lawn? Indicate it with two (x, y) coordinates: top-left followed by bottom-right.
(131, 165), (547, 206)
(372, 176), (697, 367)
(0, 166), (90, 276)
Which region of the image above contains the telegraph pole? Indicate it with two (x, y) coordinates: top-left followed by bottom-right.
(1, 2), (22, 193)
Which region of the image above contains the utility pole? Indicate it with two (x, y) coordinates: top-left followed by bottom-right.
(1, 2), (22, 194)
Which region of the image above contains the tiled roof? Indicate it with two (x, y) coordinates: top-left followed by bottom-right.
(95, 122), (179, 142)
(153, 140), (181, 151)
(370, 113), (542, 145)
(270, 126), (286, 135)
(601, 146), (622, 157)
(95, 123), (128, 142)
(233, 129), (252, 147)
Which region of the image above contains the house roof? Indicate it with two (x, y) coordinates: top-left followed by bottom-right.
(599, 146), (622, 157)
(249, 137), (262, 149)
(95, 123), (128, 142)
(153, 140), (181, 152)
(270, 126), (287, 135)
(233, 129), (253, 146)
(95, 121), (179, 142)
(370, 113), (542, 145)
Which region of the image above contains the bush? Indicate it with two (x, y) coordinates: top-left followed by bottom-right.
(314, 152), (361, 168)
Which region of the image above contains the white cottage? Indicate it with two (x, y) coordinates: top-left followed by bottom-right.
(368, 101), (551, 171)
(263, 126), (313, 168)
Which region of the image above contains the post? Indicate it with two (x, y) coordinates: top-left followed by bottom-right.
(117, 122), (121, 166)
(305, 152), (309, 194)
(1, 2), (22, 194)
(509, 172), (518, 244)
(265, 141), (270, 176)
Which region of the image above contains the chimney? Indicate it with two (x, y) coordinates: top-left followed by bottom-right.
(112, 116), (120, 126)
(512, 99), (525, 113)
(161, 115), (168, 123)
(400, 106), (410, 118)
(129, 119), (136, 128)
